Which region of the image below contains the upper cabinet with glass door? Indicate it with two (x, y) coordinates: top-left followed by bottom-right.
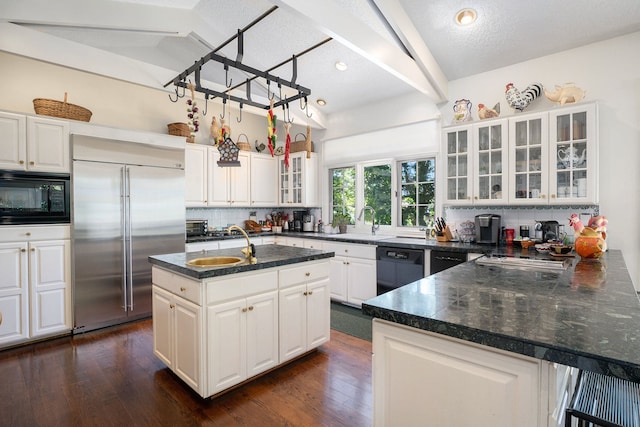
(548, 103), (597, 204)
(443, 125), (473, 205)
(508, 112), (549, 205)
(473, 119), (508, 205)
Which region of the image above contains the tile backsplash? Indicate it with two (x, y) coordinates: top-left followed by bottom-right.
(187, 207), (323, 229)
(444, 205), (599, 243)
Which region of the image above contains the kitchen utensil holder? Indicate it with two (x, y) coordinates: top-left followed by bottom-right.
(436, 226), (454, 242)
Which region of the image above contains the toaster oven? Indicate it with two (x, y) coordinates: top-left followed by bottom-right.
(186, 219), (208, 237)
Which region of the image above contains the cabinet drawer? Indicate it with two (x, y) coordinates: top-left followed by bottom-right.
(279, 261), (329, 288)
(323, 242), (375, 259)
(206, 270), (277, 304)
(0, 225), (70, 242)
(152, 266), (202, 305)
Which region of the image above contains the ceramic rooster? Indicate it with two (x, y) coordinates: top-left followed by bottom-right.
(478, 102), (500, 120)
(568, 213), (585, 235)
(505, 82), (543, 111)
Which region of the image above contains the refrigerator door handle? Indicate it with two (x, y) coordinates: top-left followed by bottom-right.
(125, 167), (134, 311)
(120, 166), (128, 311)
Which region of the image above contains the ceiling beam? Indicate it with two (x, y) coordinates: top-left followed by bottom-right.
(372, 0), (448, 102)
(271, 0), (446, 104)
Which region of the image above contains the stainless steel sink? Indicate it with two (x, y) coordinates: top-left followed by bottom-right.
(186, 256), (244, 267)
(475, 256), (569, 271)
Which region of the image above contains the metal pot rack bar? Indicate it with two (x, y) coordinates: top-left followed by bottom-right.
(164, 5), (329, 111)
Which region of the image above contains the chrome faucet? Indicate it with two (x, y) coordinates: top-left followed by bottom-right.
(227, 225), (257, 264)
(358, 206), (379, 235)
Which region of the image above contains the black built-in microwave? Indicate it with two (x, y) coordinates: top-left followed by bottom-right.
(0, 170), (71, 224)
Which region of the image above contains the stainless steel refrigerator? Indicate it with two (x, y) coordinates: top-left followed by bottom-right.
(71, 135), (185, 333)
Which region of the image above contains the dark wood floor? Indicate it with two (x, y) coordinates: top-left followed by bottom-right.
(0, 319), (373, 427)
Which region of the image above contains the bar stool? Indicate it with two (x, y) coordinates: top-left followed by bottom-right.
(565, 370), (640, 427)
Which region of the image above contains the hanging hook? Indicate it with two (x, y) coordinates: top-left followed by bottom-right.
(168, 85), (185, 102)
(282, 102), (294, 124)
(236, 102), (243, 123)
(267, 79), (275, 100)
(202, 94), (209, 116)
(220, 95), (227, 120)
(224, 64), (232, 88)
(303, 96), (312, 118)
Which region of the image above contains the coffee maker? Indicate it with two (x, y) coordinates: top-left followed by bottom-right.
(475, 214), (501, 244)
(293, 210), (306, 232)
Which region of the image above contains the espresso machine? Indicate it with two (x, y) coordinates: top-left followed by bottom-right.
(475, 214), (501, 244)
(293, 210), (306, 232)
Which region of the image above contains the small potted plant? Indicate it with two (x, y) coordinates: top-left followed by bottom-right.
(332, 212), (351, 234)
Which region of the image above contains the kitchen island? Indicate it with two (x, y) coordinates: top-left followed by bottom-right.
(362, 249), (639, 426)
(148, 244), (334, 399)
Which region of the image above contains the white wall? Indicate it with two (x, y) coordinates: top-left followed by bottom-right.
(0, 51), (312, 147)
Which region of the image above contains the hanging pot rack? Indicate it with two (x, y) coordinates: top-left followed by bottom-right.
(164, 5), (331, 112)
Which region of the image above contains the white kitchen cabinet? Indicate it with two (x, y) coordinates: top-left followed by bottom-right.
(185, 241), (219, 252)
(508, 112), (549, 205)
(207, 286), (278, 394)
(473, 119), (509, 205)
(185, 144), (208, 207)
(0, 112), (70, 173)
(208, 149), (250, 206)
(250, 152), (278, 206)
(324, 241), (377, 307)
(372, 319), (545, 427)
(443, 125), (473, 205)
(278, 152), (318, 207)
(279, 261), (330, 362)
(0, 225), (71, 347)
(152, 259), (328, 399)
(152, 285), (202, 393)
(548, 103), (598, 204)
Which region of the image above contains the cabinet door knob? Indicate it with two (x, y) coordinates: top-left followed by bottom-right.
(248, 306), (254, 311)
(303, 291), (308, 296)
(308, 290), (313, 295)
(31, 248), (35, 252)
(305, 272), (310, 276)
(541, 194), (546, 199)
(551, 194), (556, 199)
(25, 232), (31, 236)
(242, 307), (248, 313)
(19, 160), (25, 165)
(180, 287), (186, 292)
(169, 304), (175, 309)
(29, 161), (35, 165)
(21, 248), (26, 253)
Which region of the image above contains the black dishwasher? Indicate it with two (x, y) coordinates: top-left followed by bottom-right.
(376, 247), (425, 295)
(430, 250), (467, 275)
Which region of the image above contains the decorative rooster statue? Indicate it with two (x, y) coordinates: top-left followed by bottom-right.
(478, 102), (500, 120)
(569, 213), (608, 258)
(505, 82), (543, 111)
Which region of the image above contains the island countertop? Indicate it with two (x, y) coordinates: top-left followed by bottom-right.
(362, 249), (640, 382)
(149, 244), (334, 280)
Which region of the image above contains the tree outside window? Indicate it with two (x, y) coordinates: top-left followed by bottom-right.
(363, 164), (391, 226)
(331, 167), (355, 224)
(400, 159), (436, 227)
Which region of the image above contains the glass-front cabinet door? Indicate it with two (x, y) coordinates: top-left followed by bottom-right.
(443, 126), (472, 205)
(508, 113), (549, 204)
(548, 103), (597, 204)
(473, 119), (508, 205)
(278, 153), (304, 205)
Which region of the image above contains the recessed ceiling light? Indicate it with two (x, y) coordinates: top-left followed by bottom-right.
(316, 99), (327, 106)
(455, 8), (477, 26)
(335, 61), (348, 71)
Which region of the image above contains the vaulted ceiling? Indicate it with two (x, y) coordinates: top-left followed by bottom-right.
(2, 0), (639, 127)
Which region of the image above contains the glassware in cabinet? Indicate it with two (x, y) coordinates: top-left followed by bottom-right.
(508, 113), (549, 204)
(443, 126), (472, 205)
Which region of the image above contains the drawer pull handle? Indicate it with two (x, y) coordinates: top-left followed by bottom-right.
(180, 287), (186, 292)
(305, 272), (310, 276)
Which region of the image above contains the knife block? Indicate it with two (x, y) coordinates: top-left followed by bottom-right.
(436, 226), (454, 242)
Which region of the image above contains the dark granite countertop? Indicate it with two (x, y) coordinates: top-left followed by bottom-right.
(187, 231), (495, 253)
(149, 244), (334, 280)
(362, 249), (640, 382)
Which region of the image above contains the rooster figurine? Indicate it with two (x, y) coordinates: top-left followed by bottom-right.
(570, 213), (608, 258)
(478, 102), (500, 120)
(505, 82), (543, 111)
